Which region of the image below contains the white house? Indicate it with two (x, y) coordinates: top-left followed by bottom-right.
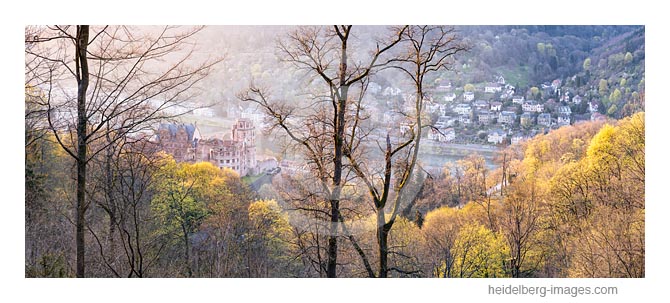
(453, 103), (472, 115)
(512, 96), (525, 104)
(428, 127), (455, 142)
(463, 91), (475, 101)
(383, 87), (402, 96)
(436, 80), (452, 91)
(589, 101), (599, 113)
(473, 100), (489, 110)
(444, 92), (457, 102)
(488, 129), (507, 144)
(193, 107), (216, 118)
(557, 113), (571, 126)
(572, 95), (583, 104)
(522, 100), (544, 113)
(490, 101), (503, 112)
(435, 115), (456, 128)
(485, 83), (502, 93)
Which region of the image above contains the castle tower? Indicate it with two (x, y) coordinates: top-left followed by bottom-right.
(232, 118), (256, 175)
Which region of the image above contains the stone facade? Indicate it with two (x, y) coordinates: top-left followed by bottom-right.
(155, 119), (258, 176)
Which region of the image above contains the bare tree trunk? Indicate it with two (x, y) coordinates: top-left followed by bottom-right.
(75, 25), (90, 278)
(182, 223), (192, 277)
(105, 136), (117, 267)
(326, 26), (351, 278)
(377, 213), (389, 278)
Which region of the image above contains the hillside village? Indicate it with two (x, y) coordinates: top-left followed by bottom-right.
(367, 75), (614, 147)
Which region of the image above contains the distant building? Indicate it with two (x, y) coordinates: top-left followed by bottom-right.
(498, 111), (516, 124)
(463, 91), (475, 101)
(444, 92), (457, 102)
(490, 101), (503, 112)
(557, 113), (571, 126)
(557, 106), (572, 115)
(473, 100), (489, 110)
(551, 79), (562, 93)
(436, 80), (452, 92)
(522, 100), (544, 113)
(458, 114), (472, 125)
(453, 103), (472, 115)
(155, 119), (258, 177)
(193, 107), (216, 118)
(572, 95), (583, 104)
(520, 112), (534, 126)
(537, 113), (552, 127)
(155, 123), (201, 162)
(589, 101), (600, 113)
(477, 110), (496, 125)
(383, 86), (402, 96)
(435, 115), (456, 128)
(488, 129), (507, 144)
(485, 83), (502, 93)
(512, 96), (525, 104)
(428, 127), (455, 142)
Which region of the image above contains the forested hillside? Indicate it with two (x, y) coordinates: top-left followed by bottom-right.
(26, 109), (644, 277)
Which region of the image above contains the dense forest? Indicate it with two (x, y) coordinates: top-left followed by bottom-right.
(25, 112), (645, 277)
(25, 25), (644, 278)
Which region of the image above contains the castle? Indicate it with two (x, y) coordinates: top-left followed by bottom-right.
(155, 119), (257, 176)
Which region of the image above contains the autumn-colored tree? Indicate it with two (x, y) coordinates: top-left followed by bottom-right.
(451, 222), (509, 278)
(498, 178), (547, 277)
(246, 200), (297, 277)
(599, 79), (609, 96)
(583, 58), (591, 71)
(151, 160), (236, 277)
(421, 206), (462, 277)
(25, 25), (220, 277)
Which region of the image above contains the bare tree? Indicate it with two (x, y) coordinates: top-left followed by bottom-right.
(343, 25), (468, 277)
(239, 25), (406, 277)
(25, 25), (221, 277)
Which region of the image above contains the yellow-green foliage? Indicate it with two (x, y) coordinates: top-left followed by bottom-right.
(450, 222), (510, 278)
(151, 159), (237, 237)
